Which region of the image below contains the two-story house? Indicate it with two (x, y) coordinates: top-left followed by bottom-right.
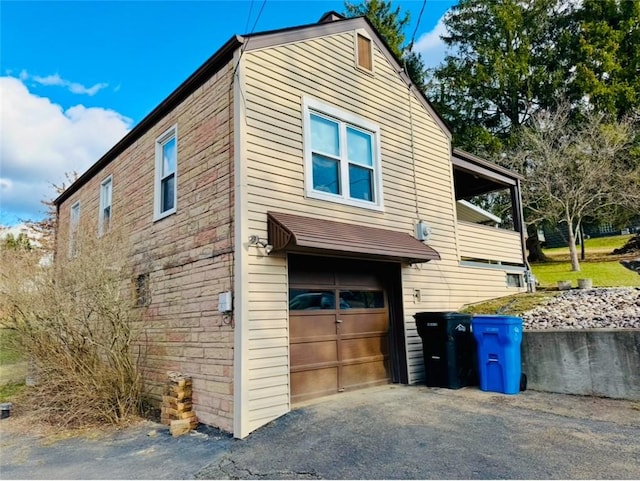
(54, 12), (529, 438)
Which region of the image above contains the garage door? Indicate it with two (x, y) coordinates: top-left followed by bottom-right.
(289, 257), (391, 404)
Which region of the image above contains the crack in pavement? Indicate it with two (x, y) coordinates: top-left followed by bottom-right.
(196, 455), (321, 480)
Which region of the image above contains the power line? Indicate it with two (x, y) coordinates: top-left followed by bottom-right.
(233, 0), (268, 79)
(409, 0), (428, 50)
(244, 0), (255, 34)
(248, 0), (268, 38)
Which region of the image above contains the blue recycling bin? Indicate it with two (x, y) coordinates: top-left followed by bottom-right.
(472, 315), (523, 394)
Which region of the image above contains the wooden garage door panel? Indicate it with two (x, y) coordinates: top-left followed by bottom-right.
(342, 360), (389, 390)
(290, 313), (336, 341)
(291, 367), (338, 403)
(288, 256), (392, 404)
(339, 311), (387, 335)
(290, 340), (337, 368)
(341, 335), (389, 362)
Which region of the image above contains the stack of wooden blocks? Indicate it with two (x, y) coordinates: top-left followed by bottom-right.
(161, 371), (198, 436)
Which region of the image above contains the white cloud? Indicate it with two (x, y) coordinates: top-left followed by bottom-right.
(31, 73), (66, 86)
(0, 76), (132, 225)
(414, 15), (450, 70)
(23, 70), (109, 96)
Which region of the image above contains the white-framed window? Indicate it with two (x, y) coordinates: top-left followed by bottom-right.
(99, 176), (112, 236)
(69, 201), (80, 257)
(302, 97), (383, 210)
(154, 125), (178, 220)
(506, 272), (524, 288)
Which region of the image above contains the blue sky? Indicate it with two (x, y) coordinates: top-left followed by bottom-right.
(0, 0), (456, 227)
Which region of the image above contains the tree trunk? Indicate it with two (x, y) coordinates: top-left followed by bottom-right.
(526, 224), (550, 262)
(567, 218), (581, 272)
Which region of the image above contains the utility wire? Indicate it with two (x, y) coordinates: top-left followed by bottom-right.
(248, 0), (268, 37)
(233, 0), (267, 77)
(244, 0), (255, 34)
(408, 0), (427, 50)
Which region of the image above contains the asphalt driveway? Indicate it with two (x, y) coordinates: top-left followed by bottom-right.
(1, 385), (639, 479)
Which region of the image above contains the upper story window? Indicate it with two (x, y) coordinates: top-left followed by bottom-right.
(69, 201), (80, 257)
(99, 176), (112, 236)
(303, 97), (383, 211)
(154, 125), (177, 220)
(356, 32), (373, 72)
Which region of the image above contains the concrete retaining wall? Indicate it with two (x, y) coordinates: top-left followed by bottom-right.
(522, 330), (640, 401)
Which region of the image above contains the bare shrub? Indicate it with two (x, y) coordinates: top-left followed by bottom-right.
(0, 225), (145, 427)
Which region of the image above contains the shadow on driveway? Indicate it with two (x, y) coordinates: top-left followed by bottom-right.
(2, 385), (639, 479)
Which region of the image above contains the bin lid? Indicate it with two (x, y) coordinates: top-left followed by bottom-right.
(414, 312), (472, 321)
(472, 314), (522, 325)
(415, 312), (473, 336)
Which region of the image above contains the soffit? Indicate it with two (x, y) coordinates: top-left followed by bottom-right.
(452, 149), (522, 199)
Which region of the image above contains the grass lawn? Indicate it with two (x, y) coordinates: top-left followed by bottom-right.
(461, 291), (560, 316)
(531, 234), (640, 288)
(0, 329), (26, 401)
(0, 381), (25, 402)
(532, 261), (639, 287)
(543, 233), (634, 257)
(0, 328), (23, 365)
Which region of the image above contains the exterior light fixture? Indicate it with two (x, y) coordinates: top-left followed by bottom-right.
(248, 235), (273, 254)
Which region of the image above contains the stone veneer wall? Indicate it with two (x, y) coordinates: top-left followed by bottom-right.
(56, 63), (237, 432)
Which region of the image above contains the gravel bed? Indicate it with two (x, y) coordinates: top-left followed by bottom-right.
(522, 288), (640, 330)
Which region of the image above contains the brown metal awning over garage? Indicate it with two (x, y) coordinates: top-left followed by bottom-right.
(267, 211), (440, 264)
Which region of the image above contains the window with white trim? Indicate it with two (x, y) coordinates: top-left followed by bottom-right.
(154, 126), (177, 220)
(99, 176), (112, 236)
(303, 97), (383, 210)
(69, 201), (80, 257)
(506, 272), (524, 288)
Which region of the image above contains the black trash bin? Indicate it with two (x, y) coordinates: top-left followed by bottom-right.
(414, 312), (477, 389)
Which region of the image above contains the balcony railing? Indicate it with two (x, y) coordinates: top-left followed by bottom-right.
(457, 221), (524, 265)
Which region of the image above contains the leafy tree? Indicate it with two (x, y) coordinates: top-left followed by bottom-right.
(344, 0), (427, 90)
(506, 104), (640, 271)
(427, 0), (572, 261)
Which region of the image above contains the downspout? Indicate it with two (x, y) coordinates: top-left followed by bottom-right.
(53, 203), (60, 265)
(515, 179), (535, 292)
(232, 45), (251, 438)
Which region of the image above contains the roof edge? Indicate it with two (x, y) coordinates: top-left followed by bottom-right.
(242, 15), (452, 140)
(55, 34), (244, 206)
(453, 148), (524, 181)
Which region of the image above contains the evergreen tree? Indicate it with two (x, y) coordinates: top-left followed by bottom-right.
(428, 0), (567, 156)
(567, 0), (640, 118)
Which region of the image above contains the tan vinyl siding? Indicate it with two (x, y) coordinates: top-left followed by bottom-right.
(238, 29), (524, 428)
(457, 221), (524, 264)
